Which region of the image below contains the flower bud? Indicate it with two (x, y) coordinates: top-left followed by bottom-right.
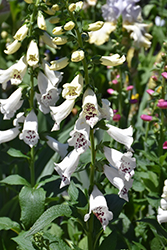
(51, 4), (59, 11)
(88, 21), (104, 31)
(71, 50), (84, 62)
(76, 1), (83, 10)
(37, 11), (47, 30)
(52, 26), (64, 35)
(13, 24), (29, 41)
(1, 31), (8, 39)
(4, 40), (21, 54)
(52, 36), (68, 45)
(69, 3), (76, 12)
(50, 57), (69, 70)
(64, 21), (75, 31)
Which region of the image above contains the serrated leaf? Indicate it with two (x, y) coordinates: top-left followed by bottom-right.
(7, 148), (30, 159)
(26, 204), (71, 237)
(0, 217), (20, 233)
(0, 174), (30, 187)
(19, 186), (46, 229)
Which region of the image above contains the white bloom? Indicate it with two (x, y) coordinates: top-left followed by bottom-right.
(88, 21), (104, 31)
(98, 99), (113, 121)
(62, 74), (83, 100)
(13, 24), (29, 41)
(19, 110), (39, 148)
(4, 40), (21, 54)
(37, 11), (47, 30)
(0, 127), (20, 144)
(68, 116), (90, 154)
(50, 99), (75, 131)
(42, 59), (63, 87)
(52, 36), (68, 45)
(52, 26), (64, 35)
(155, 16), (165, 26)
(13, 112), (25, 127)
(84, 185), (113, 230)
(104, 146), (136, 181)
(64, 21), (75, 31)
(106, 124), (133, 150)
(86, 0), (97, 6)
(104, 164), (133, 201)
(54, 149), (80, 188)
(41, 32), (58, 49)
(0, 56), (27, 89)
(0, 87), (23, 120)
(49, 57), (69, 71)
(157, 207), (167, 224)
(46, 135), (68, 158)
(80, 88), (100, 128)
(88, 22), (116, 46)
(100, 54), (126, 67)
(36, 71), (60, 114)
(26, 40), (39, 66)
(71, 50), (84, 62)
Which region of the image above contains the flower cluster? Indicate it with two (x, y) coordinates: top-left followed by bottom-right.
(157, 180), (167, 224)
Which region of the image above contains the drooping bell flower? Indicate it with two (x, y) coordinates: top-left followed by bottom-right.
(54, 148), (80, 188)
(19, 109), (39, 147)
(84, 185), (113, 230)
(13, 24), (29, 41)
(100, 54), (126, 67)
(37, 10), (47, 30)
(4, 40), (21, 54)
(0, 87), (23, 120)
(26, 40), (39, 67)
(49, 57), (69, 71)
(106, 124), (133, 150)
(41, 32), (58, 49)
(98, 99), (113, 121)
(0, 127), (20, 144)
(46, 135), (68, 158)
(62, 74), (83, 100)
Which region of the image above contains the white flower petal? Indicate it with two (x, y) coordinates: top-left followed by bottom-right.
(0, 127), (20, 144)
(62, 74), (83, 100)
(26, 40), (39, 66)
(46, 135), (68, 158)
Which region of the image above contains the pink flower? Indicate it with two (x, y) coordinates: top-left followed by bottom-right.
(157, 99), (167, 109)
(163, 141), (167, 149)
(113, 114), (121, 121)
(126, 85), (133, 91)
(146, 89), (154, 95)
(112, 79), (118, 84)
(152, 75), (158, 81)
(140, 114), (152, 121)
(107, 88), (114, 95)
(162, 72), (167, 79)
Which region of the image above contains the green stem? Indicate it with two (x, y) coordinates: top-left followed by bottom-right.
(159, 77), (166, 156)
(30, 146), (35, 187)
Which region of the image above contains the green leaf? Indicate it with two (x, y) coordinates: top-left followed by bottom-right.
(7, 148), (30, 159)
(132, 241), (147, 250)
(68, 181), (79, 202)
(0, 174), (30, 187)
(26, 204), (71, 237)
(12, 232), (35, 250)
(35, 175), (59, 189)
(19, 186), (46, 229)
(0, 217), (20, 233)
(99, 231), (117, 250)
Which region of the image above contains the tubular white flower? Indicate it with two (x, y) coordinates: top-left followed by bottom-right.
(26, 40), (39, 67)
(0, 87), (23, 120)
(0, 56), (27, 89)
(157, 207), (167, 224)
(0, 127), (20, 144)
(103, 164), (133, 201)
(100, 54), (126, 67)
(41, 32), (58, 49)
(98, 99), (113, 121)
(52, 36), (68, 45)
(81, 88), (100, 128)
(84, 185), (113, 230)
(88, 21), (104, 31)
(37, 11), (47, 30)
(52, 26), (64, 35)
(46, 135), (68, 158)
(54, 149), (80, 188)
(71, 50), (84, 62)
(86, 0), (97, 6)
(13, 112), (25, 127)
(62, 74), (83, 100)
(42, 59), (63, 87)
(49, 57), (69, 71)
(88, 22), (116, 46)
(50, 99), (75, 131)
(19, 109), (39, 148)
(68, 116), (90, 154)
(13, 24), (29, 41)
(64, 21), (75, 31)
(4, 40), (21, 54)
(106, 124), (133, 150)
(104, 146), (136, 181)
(36, 71), (60, 114)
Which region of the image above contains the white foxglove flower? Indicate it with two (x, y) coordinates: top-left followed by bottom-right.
(41, 32), (58, 49)
(100, 54), (126, 67)
(49, 57), (69, 71)
(80, 88), (100, 128)
(46, 135), (68, 158)
(88, 22), (116, 46)
(104, 146), (136, 181)
(42, 59), (63, 87)
(103, 164), (133, 201)
(4, 40), (21, 54)
(13, 112), (25, 127)
(26, 40), (39, 67)
(98, 99), (113, 121)
(52, 26), (64, 35)
(88, 21), (104, 31)
(36, 71), (60, 114)
(54, 149), (80, 188)
(68, 116), (90, 154)
(50, 99), (75, 131)
(86, 0), (97, 6)
(19, 110), (39, 148)
(0, 56), (27, 89)
(37, 11), (47, 30)
(84, 185), (113, 230)
(64, 21), (75, 31)
(0, 127), (20, 144)
(62, 74), (83, 100)
(0, 87), (23, 120)
(13, 24), (29, 41)
(106, 124), (133, 150)
(157, 207), (167, 224)
(52, 36), (68, 45)
(71, 50), (85, 62)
